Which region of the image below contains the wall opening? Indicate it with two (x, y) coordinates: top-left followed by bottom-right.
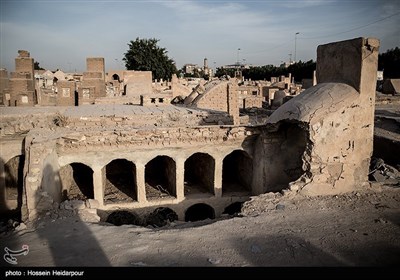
(4, 155), (25, 211)
(112, 74), (120, 82)
(184, 153), (215, 196)
(106, 210), (140, 226)
(270, 121), (308, 192)
(74, 91), (79, 106)
(223, 201), (244, 216)
(103, 159), (137, 204)
(60, 163), (94, 200)
(222, 150), (253, 195)
(185, 203), (215, 222)
(145, 156), (176, 200)
(146, 207), (178, 227)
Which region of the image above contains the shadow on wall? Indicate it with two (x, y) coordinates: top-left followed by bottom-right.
(35, 163), (110, 266)
(263, 121), (309, 193)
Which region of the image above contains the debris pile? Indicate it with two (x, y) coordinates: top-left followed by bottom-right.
(369, 157), (400, 187)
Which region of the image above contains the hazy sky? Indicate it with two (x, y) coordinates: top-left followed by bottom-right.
(1, 0), (399, 72)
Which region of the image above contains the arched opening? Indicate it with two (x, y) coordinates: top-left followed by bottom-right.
(185, 203), (215, 222)
(223, 201), (244, 216)
(106, 210), (140, 226)
(222, 150), (253, 195)
(184, 153), (214, 196)
(146, 207), (178, 227)
(112, 74), (120, 82)
(4, 155), (25, 211)
(59, 163), (94, 200)
(145, 156), (176, 200)
(103, 159), (136, 204)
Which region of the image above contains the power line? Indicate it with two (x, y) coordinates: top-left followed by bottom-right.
(243, 38), (295, 56)
(299, 11), (400, 40)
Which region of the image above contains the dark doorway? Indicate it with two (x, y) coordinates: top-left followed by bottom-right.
(60, 163), (94, 200)
(145, 156), (176, 200)
(106, 210), (140, 226)
(112, 74), (120, 82)
(223, 201), (244, 216)
(74, 91), (79, 106)
(4, 155), (25, 211)
(103, 159), (136, 204)
(185, 203), (215, 222)
(184, 153), (215, 196)
(146, 207), (178, 227)
(222, 150), (253, 195)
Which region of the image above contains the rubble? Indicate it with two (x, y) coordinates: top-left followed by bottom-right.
(369, 157), (400, 187)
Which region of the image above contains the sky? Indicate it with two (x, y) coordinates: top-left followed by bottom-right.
(0, 0), (399, 72)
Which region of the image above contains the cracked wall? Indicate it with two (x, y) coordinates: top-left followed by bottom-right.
(266, 37), (379, 195)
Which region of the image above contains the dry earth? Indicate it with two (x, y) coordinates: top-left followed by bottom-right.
(0, 184), (399, 267)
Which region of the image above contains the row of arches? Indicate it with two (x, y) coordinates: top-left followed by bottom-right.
(60, 150), (253, 205)
(106, 202), (242, 226)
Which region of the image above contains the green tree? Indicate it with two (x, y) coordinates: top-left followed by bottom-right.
(215, 67), (235, 77)
(378, 47), (400, 78)
(123, 37), (177, 81)
(34, 61), (44, 70)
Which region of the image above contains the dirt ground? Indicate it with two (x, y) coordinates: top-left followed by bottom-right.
(0, 183), (399, 267)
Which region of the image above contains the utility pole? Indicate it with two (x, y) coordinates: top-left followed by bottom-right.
(237, 48), (241, 67)
(294, 32), (300, 63)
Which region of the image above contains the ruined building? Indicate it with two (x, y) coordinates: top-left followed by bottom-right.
(3, 50), (36, 106)
(0, 38), (379, 223)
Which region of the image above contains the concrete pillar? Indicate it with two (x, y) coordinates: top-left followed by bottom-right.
(93, 168), (104, 206)
(175, 158), (184, 201)
(135, 162), (147, 203)
(214, 157), (223, 198)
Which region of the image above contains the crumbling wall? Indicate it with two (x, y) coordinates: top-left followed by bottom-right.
(266, 37), (379, 195)
(192, 81), (230, 112)
(171, 74), (192, 98)
(242, 96), (263, 109)
(6, 51), (36, 107)
(256, 122), (309, 193)
(22, 133), (61, 220)
(56, 80), (76, 106)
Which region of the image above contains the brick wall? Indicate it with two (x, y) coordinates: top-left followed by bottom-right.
(56, 81), (76, 106)
(195, 82), (229, 112)
(86, 58), (105, 80)
(242, 96), (263, 109)
(15, 57), (34, 75)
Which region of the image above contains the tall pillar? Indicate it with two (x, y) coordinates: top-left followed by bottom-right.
(214, 157), (223, 198)
(175, 158), (185, 201)
(135, 162), (147, 203)
(227, 81), (239, 125)
(93, 168), (104, 206)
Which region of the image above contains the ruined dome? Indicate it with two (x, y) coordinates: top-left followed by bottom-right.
(267, 82), (359, 125)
